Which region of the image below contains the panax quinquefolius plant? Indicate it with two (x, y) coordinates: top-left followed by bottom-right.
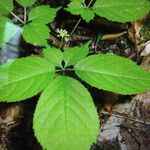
(0, 0), (150, 149)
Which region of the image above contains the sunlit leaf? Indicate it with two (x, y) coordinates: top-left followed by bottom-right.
(0, 57), (55, 101)
(34, 76), (99, 150)
(22, 22), (50, 46)
(29, 5), (60, 24)
(0, 0), (13, 14)
(63, 42), (89, 67)
(75, 54), (150, 94)
(15, 0), (37, 7)
(65, 1), (95, 22)
(93, 0), (150, 22)
(43, 46), (63, 67)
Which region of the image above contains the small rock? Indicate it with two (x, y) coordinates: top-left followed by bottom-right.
(141, 43), (150, 56)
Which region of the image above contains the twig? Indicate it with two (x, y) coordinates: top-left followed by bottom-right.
(87, 0), (93, 7)
(11, 12), (25, 24)
(70, 18), (82, 37)
(102, 31), (127, 40)
(101, 110), (150, 125)
(24, 7), (27, 23)
(69, 0), (93, 37)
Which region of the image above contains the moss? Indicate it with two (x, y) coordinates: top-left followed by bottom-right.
(140, 18), (150, 43)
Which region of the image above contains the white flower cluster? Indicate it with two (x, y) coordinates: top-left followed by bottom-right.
(56, 28), (70, 42)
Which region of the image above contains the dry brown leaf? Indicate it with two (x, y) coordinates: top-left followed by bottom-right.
(0, 104), (23, 131)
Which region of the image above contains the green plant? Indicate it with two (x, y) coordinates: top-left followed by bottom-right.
(0, 0), (150, 150)
(65, 0), (150, 23)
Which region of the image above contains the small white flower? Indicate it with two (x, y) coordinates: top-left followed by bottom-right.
(56, 28), (70, 41)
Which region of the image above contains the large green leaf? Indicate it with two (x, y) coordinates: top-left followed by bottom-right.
(0, 60), (17, 86)
(43, 46), (63, 67)
(65, 1), (95, 22)
(75, 54), (150, 95)
(63, 42), (89, 67)
(29, 5), (59, 24)
(0, 0), (13, 14)
(0, 16), (21, 46)
(93, 0), (150, 22)
(0, 57), (55, 102)
(15, 0), (37, 7)
(22, 22), (50, 46)
(34, 76), (99, 150)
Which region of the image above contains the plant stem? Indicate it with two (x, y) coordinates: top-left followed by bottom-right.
(59, 37), (63, 49)
(70, 18), (81, 37)
(56, 68), (74, 74)
(69, 0), (93, 37)
(66, 68), (74, 71)
(87, 0), (93, 8)
(11, 12), (25, 24)
(24, 7), (27, 23)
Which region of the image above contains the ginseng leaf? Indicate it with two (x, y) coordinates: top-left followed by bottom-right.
(43, 46), (63, 67)
(34, 76), (99, 150)
(15, 0), (37, 7)
(0, 57), (55, 102)
(22, 22), (50, 46)
(65, 1), (95, 22)
(63, 42), (89, 67)
(75, 54), (150, 94)
(0, 0), (13, 14)
(28, 5), (60, 24)
(93, 0), (150, 22)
